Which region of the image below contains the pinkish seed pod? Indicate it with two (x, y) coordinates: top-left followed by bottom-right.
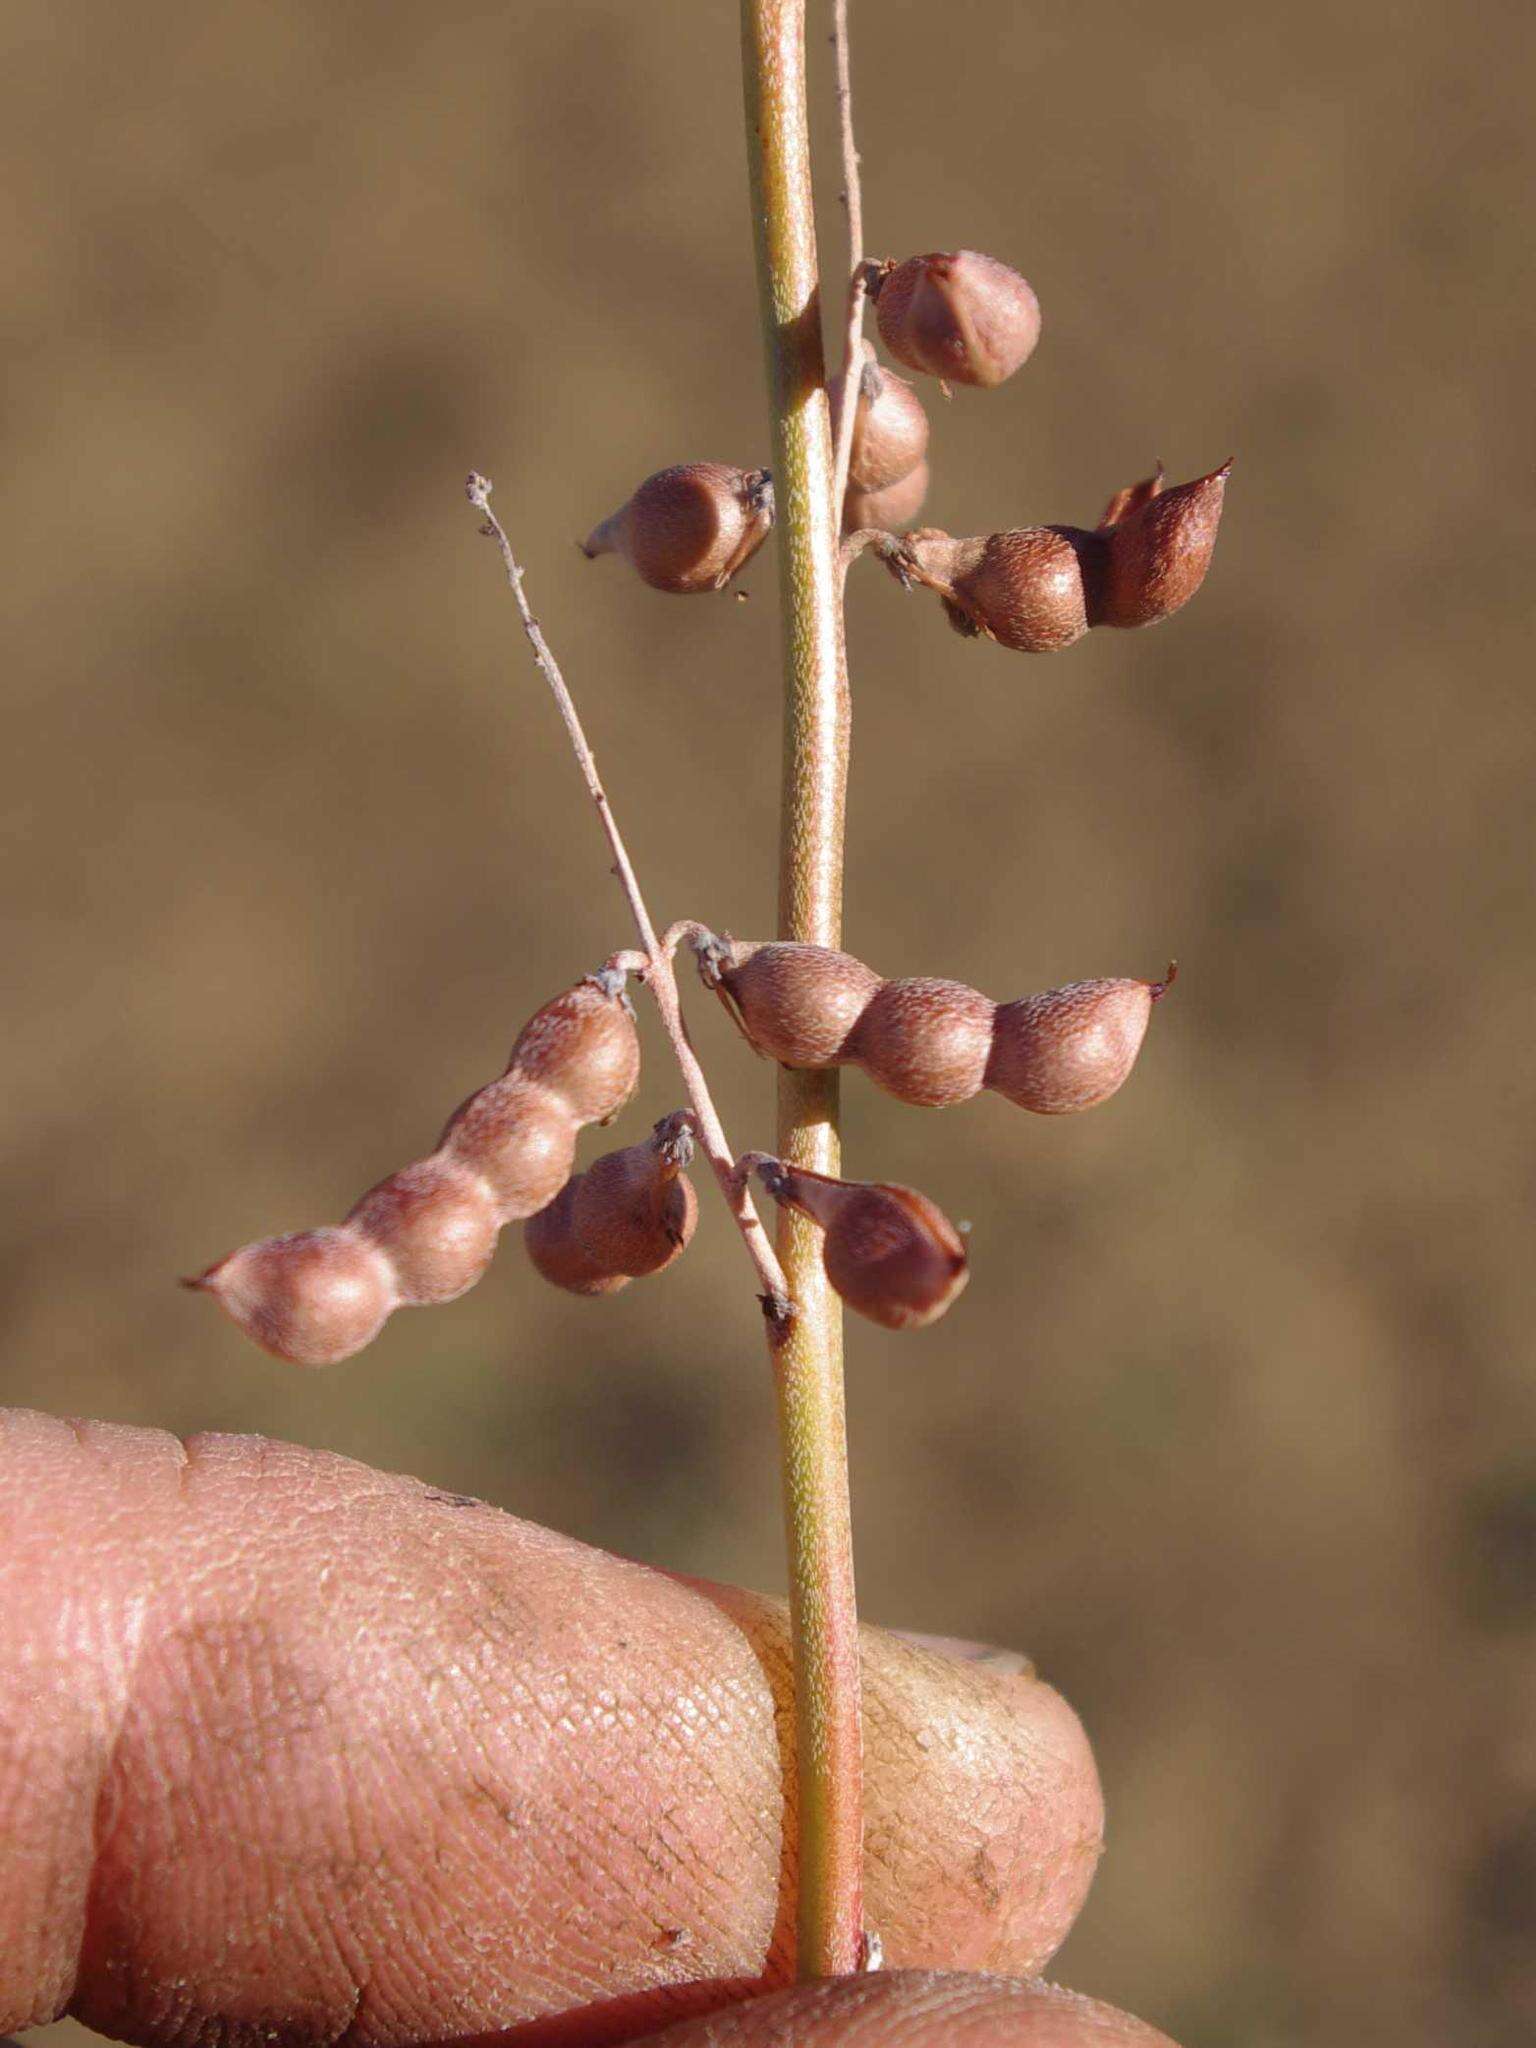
(569, 1113), (697, 1280)
(439, 1076), (577, 1214)
(190, 971), (643, 1366)
(580, 463), (774, 594)
(872, 251), (1041, 389)
(752, 1160), (969, 1332)
(893, 526), (1096, 653)
(706, 939), (885, 1069)
(985, 972), (1173, 1114)
(346, 1157), (500, 1304)
(843, 458), (930, 537)
(1090, 462), (1231, 630)
(829, 361), (930, 492)
(522, 1178), (616, 1297)
(183, 1229), (395, 1368)
(846, 977), (997, 1109)
(506, 976), (641, 1126)
(527, 1111), (699, 1298)
(696, 938), (1170, 1117)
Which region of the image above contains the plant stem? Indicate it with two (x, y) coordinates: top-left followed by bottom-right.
(465, 474), (794, 1332)
(740, 0), (864, 1979)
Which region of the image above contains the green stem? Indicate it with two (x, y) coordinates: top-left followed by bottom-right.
(740, 0), (863, 1980)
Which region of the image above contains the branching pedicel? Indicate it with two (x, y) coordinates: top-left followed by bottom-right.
(186, 0), (1227, 1984)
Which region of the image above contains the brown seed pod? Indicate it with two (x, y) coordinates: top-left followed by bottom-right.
(985, 969), (1175, 1114)
(749, 1157), (969, 1332)
(845, 977), (997, 1110)
(525, 1110), (699, 1298)
(829, 360), (930, 492)
(883, 462), (1229, 651)
(843, 458), (930, 537)
(893, 526), (1097, 653)
(871, 251), (1041, 389)
(696, 935), (1172, 1116)
(186, 971), (642, 1365)
(346, 1157), (501, 1305)
(697, 937), (884, 1069)
(1090, 461), (1231, 630)
(580, 463), (774, 594)
(184, 1229), (396, 1369)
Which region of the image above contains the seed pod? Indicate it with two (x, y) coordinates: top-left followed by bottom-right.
(187, 971), (642, 1365)
(884, 463), (1228, 652)
(985, 971), (1175, 1114)
(347, 1157), (501, 1304)
(1091, 461), (1231, 630)
(505, 976), (643, 1126)
(843, 458), (930, 537)
(696, 934), (1171, 1117)
(184, 1229), (395, 1369)
(580, 463), (774, 594)
(440, 1075), (578, 1213)
(699, 938), (884, 1069)
(829, 361), (929, 493)
(750, 1158), (969, 1331)
(526, 1111), (699, 1298)
(872, 251), (1041, 389)
(893, 526), (1097, 653)
(846, 978), (997, 1109)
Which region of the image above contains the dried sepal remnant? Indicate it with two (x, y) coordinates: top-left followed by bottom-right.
(581, 463), (775, 593)
(696, 934), (1173, 1115)
(748, 1157), (969, 1331)
(185, 974), (642, 1366)
(871, 250), (1041, 389)
(525, 1110), (699, 1297)
(884, 463), (1230, 652)
(829, 360), (929, 493)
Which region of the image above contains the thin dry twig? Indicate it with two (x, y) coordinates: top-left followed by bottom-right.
(466, 471), (794, 1332)
(828, 0), (873, 522)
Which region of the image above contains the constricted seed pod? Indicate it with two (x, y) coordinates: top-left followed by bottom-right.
(525, 1110), (699, 1298)
(829, 361), (930, 493)
(748, 1157), (969, 1331)
(843, 458), (930, 537)
(696, 934), (1173, 1117)
(185, 970), (642, 1365)
(580, 463), (774, 593)
(872, 251), (1041, 389)
(882, 462), (1229, 651)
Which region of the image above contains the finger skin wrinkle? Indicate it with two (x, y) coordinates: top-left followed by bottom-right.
(0, 1409), (1103, 2046)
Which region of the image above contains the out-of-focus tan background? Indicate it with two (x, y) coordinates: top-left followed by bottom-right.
(4, 1), (1533, 2043)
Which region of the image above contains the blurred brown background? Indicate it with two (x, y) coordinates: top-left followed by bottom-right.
(4, 1), (1534, 2043)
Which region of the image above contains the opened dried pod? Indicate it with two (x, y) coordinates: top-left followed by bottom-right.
(525, 1110), (699, 1297)
(746, 1156), (969, 1332)
(872, 251), (1041, 389)
(1091, 461), (1231, 629)
(185, 970), (642, 1365)
(581, 462), (774, 594)
(695, 933), (1173, 1116)
(884, 461), (1230, 651)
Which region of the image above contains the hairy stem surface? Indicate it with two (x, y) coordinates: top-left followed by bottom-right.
(740, 0), (864, 1979)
